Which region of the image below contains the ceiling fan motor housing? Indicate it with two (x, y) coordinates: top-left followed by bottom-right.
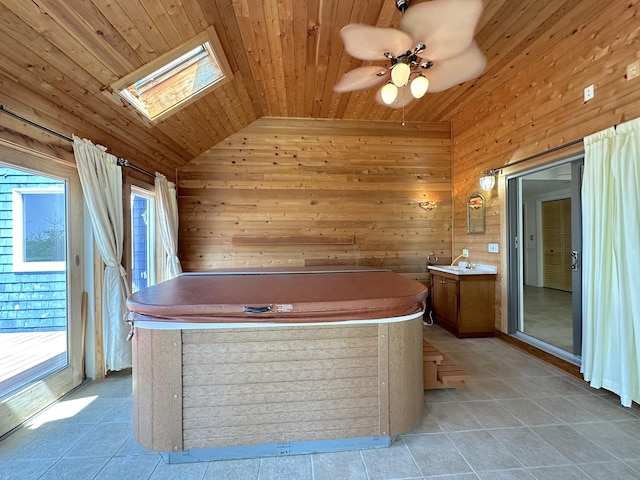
(396, 0), (410, 12)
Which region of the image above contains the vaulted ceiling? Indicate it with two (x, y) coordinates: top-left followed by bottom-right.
(0, 0), (583, 175)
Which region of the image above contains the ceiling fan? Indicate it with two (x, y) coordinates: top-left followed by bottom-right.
(334, 0), (486, 108)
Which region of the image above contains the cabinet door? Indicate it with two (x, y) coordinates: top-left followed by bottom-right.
(431, 274), (446, 321)
(444, 279), (459, 327)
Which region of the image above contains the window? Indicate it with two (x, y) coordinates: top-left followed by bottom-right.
(12, 187), (66, 272)
(131, 187), (156, 293)
(111, 27), (233, 123)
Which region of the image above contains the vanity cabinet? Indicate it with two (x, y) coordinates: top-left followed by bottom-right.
(430, 271), (495, 338)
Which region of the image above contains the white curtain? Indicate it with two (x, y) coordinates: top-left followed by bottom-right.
(581, 119), (640, 407)
(155, 172), (182, 280)
(73, 136), (131, 372)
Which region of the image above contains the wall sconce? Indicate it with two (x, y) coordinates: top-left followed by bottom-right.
(419, 201), (439, 211)
(479, 169), (499, 191)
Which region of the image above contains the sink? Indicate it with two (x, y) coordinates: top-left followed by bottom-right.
(428, 264), (497, 275)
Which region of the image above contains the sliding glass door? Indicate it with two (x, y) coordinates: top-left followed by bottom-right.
(507, 155), (583, 363)
(0, 144), (83, 436)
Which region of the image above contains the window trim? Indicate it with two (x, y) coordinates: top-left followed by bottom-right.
(12, 186), (66, 273)
(109, 27), (233, 125)
(130, 185), (157, 293)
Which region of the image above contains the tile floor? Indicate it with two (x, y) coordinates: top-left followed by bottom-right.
(522, 285), (573, 352)
(1, 325), (640, 480)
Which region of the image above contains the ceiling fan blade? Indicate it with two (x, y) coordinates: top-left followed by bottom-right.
(400, 0), (483, 61)
(340, 24), (414, 60)
(375, 85), (414, 109)
(424, 41), (486, 93)
(334, 66), (389, 92)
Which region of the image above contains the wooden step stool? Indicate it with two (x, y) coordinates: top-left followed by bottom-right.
(423, 338), (471, 390)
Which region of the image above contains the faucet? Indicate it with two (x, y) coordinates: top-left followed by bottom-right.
(451, 253), (465, 266)
(450, 248), (469, 266)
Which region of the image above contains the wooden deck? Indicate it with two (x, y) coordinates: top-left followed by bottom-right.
(0, 331), (67, 398)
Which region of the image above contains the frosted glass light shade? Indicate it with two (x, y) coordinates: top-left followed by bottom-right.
(391, 62), (410, 87)
(479, 174), (495, 191)
(381, 83), (399, 104)
(410, 75), (429, 98)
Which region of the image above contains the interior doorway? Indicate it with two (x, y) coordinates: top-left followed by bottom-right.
(507, 156), (583, 363)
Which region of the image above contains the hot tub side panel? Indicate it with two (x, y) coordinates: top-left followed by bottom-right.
(132, 328), (183, 452)
(133, 319), (423, 453)
(182, 324), (382, 449)
(387, 317), (424, 435)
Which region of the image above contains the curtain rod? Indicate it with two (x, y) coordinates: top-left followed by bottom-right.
(0, 104), (155, 177)
(490, 138), (584, 174)
(0, 104), (73, 142)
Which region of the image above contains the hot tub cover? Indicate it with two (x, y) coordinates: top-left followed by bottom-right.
(127, 267), (428, 324)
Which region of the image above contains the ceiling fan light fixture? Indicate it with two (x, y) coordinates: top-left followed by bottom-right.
(410, 75), (429, 98)
(391, 62), (410, 87)
(381, 83), (399, 104)
(334, 0), (486, 110)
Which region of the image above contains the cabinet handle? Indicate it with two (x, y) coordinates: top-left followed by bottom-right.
(440, 280), (446, 284)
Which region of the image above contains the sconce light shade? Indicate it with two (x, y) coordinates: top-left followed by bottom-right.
(479, 175), (495, 191)
(419, 200), (439, 211)
(479, 169), (498, 191)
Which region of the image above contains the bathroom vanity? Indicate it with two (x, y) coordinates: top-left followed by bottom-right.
(428, 265), (496, 338)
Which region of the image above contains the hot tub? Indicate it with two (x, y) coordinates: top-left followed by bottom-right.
(126, 267), (427, 463)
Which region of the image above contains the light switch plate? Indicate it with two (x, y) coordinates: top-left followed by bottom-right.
(488, 243), (499, 253)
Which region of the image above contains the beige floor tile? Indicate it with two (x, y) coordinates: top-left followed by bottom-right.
(462, 400), (523, 429)
(1, 325), (638, 480)
(447, 430), (522, 472)
(530, 425), (615, 464)
(257, 455), (312, 480)
(489, 427), (570, 468)
(311, 450), (368, 480)
(359, 441), (422, 480)
(404, 433), (472, 477)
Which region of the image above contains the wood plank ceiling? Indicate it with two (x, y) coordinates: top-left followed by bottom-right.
(0, 0), (589, 175)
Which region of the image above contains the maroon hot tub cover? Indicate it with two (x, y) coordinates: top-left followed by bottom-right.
(126, 267), (428, 324)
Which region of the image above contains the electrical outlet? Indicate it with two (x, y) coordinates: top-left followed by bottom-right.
(627, 61), (639, 80)
(462, 248), (469, 257)
(488, 243), (499, 253)
(584, 84), (594, 102)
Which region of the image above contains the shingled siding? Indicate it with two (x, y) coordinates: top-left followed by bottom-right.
(0, 166), (67, 332)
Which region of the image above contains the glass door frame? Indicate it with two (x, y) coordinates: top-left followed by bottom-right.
(0, 142), (84, 437)
(506, 153), (583, 364)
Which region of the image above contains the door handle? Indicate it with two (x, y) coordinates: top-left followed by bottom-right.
(571, 251), (578, 271)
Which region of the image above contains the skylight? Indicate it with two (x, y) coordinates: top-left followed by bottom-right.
(110, 28), (233, 123)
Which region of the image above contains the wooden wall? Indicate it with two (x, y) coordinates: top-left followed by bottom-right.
(449, 0), (640, 330)
(178, 117), (452, 284)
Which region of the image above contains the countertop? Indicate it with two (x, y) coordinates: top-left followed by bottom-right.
(428, 263), (497, 276)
